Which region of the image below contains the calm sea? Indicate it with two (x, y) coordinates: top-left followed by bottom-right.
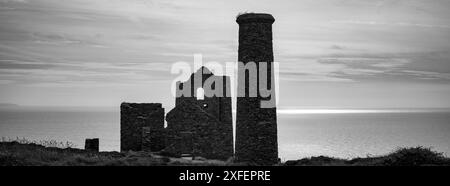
(1, 108), (449, 161)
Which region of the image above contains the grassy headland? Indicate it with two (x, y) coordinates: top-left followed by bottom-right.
(0, 140), (449, 166)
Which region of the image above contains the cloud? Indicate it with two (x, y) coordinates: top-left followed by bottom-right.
(332, 20), (450, 29)
(0, 79), (13, 85)
(0, 60), (57, 70)
(0, 0), (450, 108)
(330, 45), (346, 50)
(30, 32), (107, 47)
(319, 56), (410, 70)
(278, 49), (450, 83)
(402, 70), (450, 80)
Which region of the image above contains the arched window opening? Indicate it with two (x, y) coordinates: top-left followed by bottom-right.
(196, 88), (205, 100)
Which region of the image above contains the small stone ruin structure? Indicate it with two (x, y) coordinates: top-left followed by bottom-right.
(85, 138), (99, 152)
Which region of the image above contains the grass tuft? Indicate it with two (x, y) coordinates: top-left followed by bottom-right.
(284, 146), (450, 166)
(1, 137), (75, 149)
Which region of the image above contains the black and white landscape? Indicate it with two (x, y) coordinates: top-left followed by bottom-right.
(0, 0), (450, 166)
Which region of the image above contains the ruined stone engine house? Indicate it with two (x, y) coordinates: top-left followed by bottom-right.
(121, 13), (278, 164)
(121, 67), (233, 160)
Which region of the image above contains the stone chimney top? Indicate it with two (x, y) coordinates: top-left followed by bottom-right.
(236, 13), (275, 24)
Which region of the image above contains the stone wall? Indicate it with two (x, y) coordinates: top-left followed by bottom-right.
(164, 67), (233, 160)
(165, 100), (233, 160)
(120, 103), (164, 152)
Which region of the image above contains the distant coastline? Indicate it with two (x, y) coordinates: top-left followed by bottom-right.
(0, 103), (20, 109)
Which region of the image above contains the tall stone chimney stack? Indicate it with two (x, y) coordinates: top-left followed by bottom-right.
(235, 13), (278, 165)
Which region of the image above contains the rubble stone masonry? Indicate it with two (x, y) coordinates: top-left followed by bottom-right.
(235, 13), (279, 165)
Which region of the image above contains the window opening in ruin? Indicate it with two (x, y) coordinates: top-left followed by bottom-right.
(196, 88), (205, 100)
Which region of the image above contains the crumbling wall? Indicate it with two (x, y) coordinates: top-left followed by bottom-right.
(120, 103), (164, 152)
(165, 102), (232, 160)
(165, 67), (233, 160)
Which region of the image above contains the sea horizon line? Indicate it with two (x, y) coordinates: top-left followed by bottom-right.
(2, 105), (450, 114)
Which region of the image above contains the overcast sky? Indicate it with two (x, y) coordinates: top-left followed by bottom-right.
(1, 0), (450, 109)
